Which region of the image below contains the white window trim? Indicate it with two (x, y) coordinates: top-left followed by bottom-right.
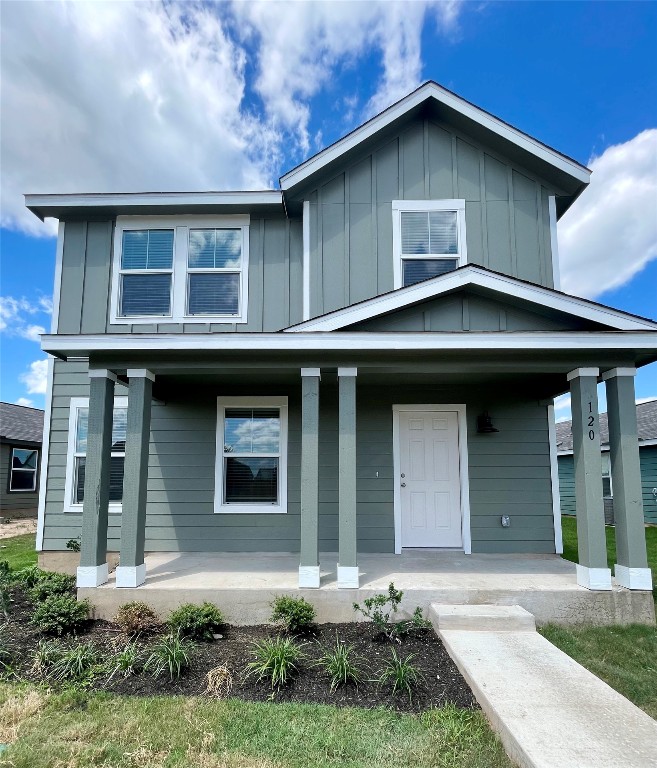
(9, 447), (39, 493)
(392, 200), (467, 290)
(214, 396), (288, 515)
(64, 396), (128, 514)
(601, 452), (613, 499)
(110, 215), (250, 325)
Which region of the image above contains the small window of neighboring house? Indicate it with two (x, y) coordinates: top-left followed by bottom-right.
(601, 452), (613, 498)
(64, 398), (127, 513)
(392, 201), (467, 289)
(111, 216), (249, 324)
(215, 397), (288, 514)
(9, 448), (38, 492)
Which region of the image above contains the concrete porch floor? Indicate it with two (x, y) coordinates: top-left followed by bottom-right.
(79, 551), (656, 626)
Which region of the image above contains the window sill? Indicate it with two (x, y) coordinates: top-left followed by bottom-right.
(8, 489), (37, 494)
(111, 315), (247, 325)
(64, 504), (123, 514)
(214, 505), (287, 515)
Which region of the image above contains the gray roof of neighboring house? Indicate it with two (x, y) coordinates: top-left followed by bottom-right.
(556, 398), (657, 452)
(0, 402), (44, 444)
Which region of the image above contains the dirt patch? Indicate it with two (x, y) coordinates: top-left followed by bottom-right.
(2, 584), (477, 714)
(0, 519), (37, 539)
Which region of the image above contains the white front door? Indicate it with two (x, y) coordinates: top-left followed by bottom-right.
(399, 410), (462, 548)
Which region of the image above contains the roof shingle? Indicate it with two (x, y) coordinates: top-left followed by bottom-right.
(0, 402), (45, 444)
(556, 399), (657, 452)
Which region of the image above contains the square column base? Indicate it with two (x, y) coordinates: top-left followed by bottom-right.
(77, 563), (109, 588)
(576, 564), (612, 591)
(615, 565), (653, 591)
(116, 563), (146, 588)
(337, 565), (359, 589)
(298, 565), (320, 589)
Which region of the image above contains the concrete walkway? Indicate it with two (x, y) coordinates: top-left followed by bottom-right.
(431, 604), (657, 768)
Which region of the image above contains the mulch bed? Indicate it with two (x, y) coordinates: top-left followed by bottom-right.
(2, 586), (477, 713)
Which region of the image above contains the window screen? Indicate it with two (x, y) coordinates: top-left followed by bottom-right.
(400, 209), (461, 287)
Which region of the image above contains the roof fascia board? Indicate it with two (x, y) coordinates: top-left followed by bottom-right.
(41, 331), (657, 356)
(280, 82), (590, 191)
(284, 267), (657, 332)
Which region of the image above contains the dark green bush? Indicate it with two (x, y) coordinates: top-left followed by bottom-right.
(31, 595), (91, 636)
(270, 595), (316, 633)
(115, 601), (161, 635)
(29, 572), (76, 602)
(167, 602), (224, 641)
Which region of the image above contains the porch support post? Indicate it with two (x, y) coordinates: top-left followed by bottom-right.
(116, 369), (154, 588)
(299, 368), (321, 588)
(567, 367), (611, 590)
(602, 368), (652, 590)
(77, 369), (116, 587)
(337, 367), (358, 588)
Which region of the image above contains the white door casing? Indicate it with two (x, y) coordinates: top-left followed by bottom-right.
(392, 404), (471, 553)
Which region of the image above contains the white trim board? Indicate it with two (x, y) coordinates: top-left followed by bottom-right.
(284, 266), (657, 333)
(302, 200), (310, 321)
(280, 81), (590, 191)
(547, 404), (563, 554)
(392, 404), (471, 556)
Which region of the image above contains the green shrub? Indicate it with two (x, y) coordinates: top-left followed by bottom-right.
(107, 641), (142, 680)
(31, 595), (91, 636)
(396, 606), (433, 637)
(144, 632), (193, 680)
(316, 635), (363, 691)
(115, 601), (160, 636)
(378, 648), (424, 701)
(65, 537), (81, 552)
(270, 595), (316, 633)
(353, 582), (404, 639)
(245, 635), (305, 689)
(0, 561), (11, 619)
(167, 602), (224, 641)
(10, 564), (43, 588)
(49, 642), (101, 684)
(0, 640), (14, 678)
(29, 572), (76, 602)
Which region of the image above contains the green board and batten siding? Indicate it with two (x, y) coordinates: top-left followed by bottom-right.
(42, 361), (556, 555)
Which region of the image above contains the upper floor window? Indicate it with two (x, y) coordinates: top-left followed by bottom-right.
(392, 200), (467, 289)
(9, 448), (39, 492)
(111, 216), (249, 324)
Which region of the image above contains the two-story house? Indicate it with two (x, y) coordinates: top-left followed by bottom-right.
(28, 82), (657, 603)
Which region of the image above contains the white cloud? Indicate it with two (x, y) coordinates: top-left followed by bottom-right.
(559, 129), (657, 299)
(19, 359), (49, 395)
(636, 396), (657, 405)
(0, 296), (51, 341)
(15, 398), (34, 407)
(1, 1), (463, 236)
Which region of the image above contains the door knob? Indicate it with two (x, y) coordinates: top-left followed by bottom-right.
(401, 482), (406, 487)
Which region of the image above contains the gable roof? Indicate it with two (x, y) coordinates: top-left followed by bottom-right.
(284, 265), (657, 333)
(0, 402), (44, 444)
(556, 399), (657, 452)
(280, 81), (590, 211)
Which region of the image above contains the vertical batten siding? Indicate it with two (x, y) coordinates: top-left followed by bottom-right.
(558, 455), (576, 517)
(305, 117), (557, 319)
(640, 447), (657, 525)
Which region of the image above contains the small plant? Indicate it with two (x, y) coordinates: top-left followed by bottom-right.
(0, 561), (11, 619)
(144, 631), (193, 680)
(49, 642), (101, 684)
(11, 564), (43, 588)
(29, 572), (76, 602)
(353, 582), (404, 640)
(245, 636), (305, 689)
(270, 595), (316, 633)
(378, 648), (423, 701)
(396, 606), (433, 637)
(31, 595), (91, 636)
(167, 602), (224, 641)
(316, 635), (363, 691)
(31, 639), (64, 677)
(107, 641), (142, 681)
(115, 601), (160, 636)
(0, 640), (14, 678)
(66, 537), (81, 552)
(204, 664), (233, 698)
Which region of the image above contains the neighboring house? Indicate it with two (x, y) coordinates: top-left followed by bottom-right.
(27, 81), (657, 594)
(0, 402), (44, 518)
(557, 399), (657, 525)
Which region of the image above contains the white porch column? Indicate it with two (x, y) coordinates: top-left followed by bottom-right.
(337, 367), (358, 588)
(602, 368), (652, 590)
(567, 367), (611, 590)
(299, 368), (321, 588)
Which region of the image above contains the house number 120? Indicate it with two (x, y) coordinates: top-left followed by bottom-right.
(587, 401), (595, 440)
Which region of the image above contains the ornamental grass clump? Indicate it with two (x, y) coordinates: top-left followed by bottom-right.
(270, 595), (316, 633)
(167, 602), (224, 641)
(378, 648), (424, 701)
(31, 639), (63, 677)
(316, 635), (363, 691)
(144, 631), (194, 680)
(31, 595), (91, 636)
(115, 601), (161, 636)
(49, 642), (101, 684)
(245, 636), (305, 689)
(107, 640), (143, 681)
(204, 664), (233, 699)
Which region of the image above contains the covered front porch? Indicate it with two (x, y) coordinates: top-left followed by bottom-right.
(79, 550), (656, 626)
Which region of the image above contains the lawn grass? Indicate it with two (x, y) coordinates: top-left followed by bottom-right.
(0, 533), (37, 571)
(0, 684), (513, 768)
(540, 516), (657, 719)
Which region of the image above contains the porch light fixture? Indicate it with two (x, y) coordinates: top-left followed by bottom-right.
(477, 411), (499, 433)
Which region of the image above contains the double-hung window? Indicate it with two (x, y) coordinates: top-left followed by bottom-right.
(111, 216), (249, 324)
(9, 448), (39, 492)
(601, 452), (613, 499)
(215, 397), (288, 514)
(64, 397), (127, 513)
(392, 200), (467, 288)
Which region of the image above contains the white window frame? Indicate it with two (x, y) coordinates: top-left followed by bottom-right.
(64, 396), (128, 514)
(214, 396), (288, 514)
(110, 215), (250, 325)
(9, 447), (39, 492)
(601, 451), (613, 499)
(392, 200), (467, 289)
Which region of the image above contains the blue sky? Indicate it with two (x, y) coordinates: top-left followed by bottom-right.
(1, 0), (656, 419)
